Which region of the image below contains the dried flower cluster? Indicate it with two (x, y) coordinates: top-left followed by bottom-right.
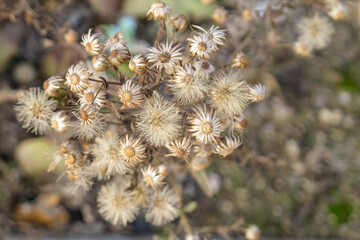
(14, 0), (265, 232)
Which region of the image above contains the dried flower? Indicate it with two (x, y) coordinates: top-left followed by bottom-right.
(147, 41), (183, 70)
(129, 54), (147, 75)
(214, 135), (242, 158)
(78, 86), (106, 108)
(187, 33), (214, 59)
(188, 105), (223, 144)
(81, 29), (103, 56)
(145, 186), (180, 226)
(104, 32), (126, 51)
(147, 1), (171, 21)
(65, 64), (91, 93)
(135, 93), (182, 147)
(192, 25), (226, 51)
(97, 181), (140, 226)
(43, 76), (63, 97)
(15, 87), (57, 135)
(118, 80), (144, 108)
(141, 165), (165, 188)
(165, 136), (192, 161)
(119, 134), (147, 166)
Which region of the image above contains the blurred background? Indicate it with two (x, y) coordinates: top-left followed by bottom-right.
(0, 0), (360, 239)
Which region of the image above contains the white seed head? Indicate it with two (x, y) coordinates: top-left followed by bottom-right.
(15, 87), (57, 135)
(145, 186), (180, 226)
(97, 181), (140, 226)
(135, 93), (182, 147)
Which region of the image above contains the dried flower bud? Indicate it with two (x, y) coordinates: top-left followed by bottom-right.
(129, 54), (147, 75)
(242, 9), (253, 22)
(158, 164), (168, 176)
(328, 3), (346, 21)
(233, 114), (248, 131)
(64, 29), (78, 43)
(231, 52), (251, 69)
(201, 0), (215, 5)
(147, 1), (171, 21)
(245, 225), (261, 240)
(92, 54), (109, 72)
(249, 84), (266, 102)
(171, 14), (188, 32)
(43, 76), (63, 97)
(51, 111), (71, 133)
(191, 154), (211, 171)
(212, 7), (227, 25)
(293, 42), (312, 57)
(109, 46), (130, 66)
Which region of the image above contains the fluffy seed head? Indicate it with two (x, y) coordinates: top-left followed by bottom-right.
(145, 186), (180, 226)
(169, 64), (209, 105)
(208, 70), (250, 117)
(97, 181), (140, 226)
(74, 107), (105, 140)
(15, 87), (57, 135)
(135, 93), (182, 147)
(297, 14), (334, 50)
(92, 133), (130, 177)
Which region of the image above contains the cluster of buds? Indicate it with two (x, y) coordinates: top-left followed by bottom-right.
(15, 0), (266, 232)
